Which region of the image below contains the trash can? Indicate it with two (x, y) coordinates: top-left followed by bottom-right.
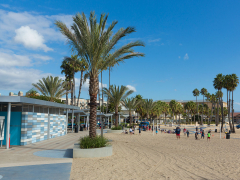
(226, 133), (230, 139)
(215, 129), (217, 132)
(229, 130), (231, 134)
(80, 126), (83, 131)
(75, 125), (79, 133)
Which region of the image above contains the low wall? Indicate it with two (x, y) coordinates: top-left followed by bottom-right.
(73, 144), (112, 158)
(106, 130), (123, 134)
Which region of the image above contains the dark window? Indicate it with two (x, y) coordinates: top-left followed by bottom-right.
(11, 104), (22, 112)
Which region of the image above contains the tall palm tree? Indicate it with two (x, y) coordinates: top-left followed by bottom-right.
(162, 102), (169, 124)
(61, 55), (81, 105)
(169, 100), (178, 123)
(175, 103), (183, 124)
(213, 73), (224, 130)
(142, 99), (156, 123)
(215, 91), (223, 129)
(103, 85), (133, 127)
(32, 76), (66, 102)
(77, 58), (88, 106)
(184, 102), (190, 124)
(205, 93), (211, 124)
(223, 75), (232, 130)
(188, 101), (196, 124)
(56, 12), (144, 138)
(200, 88), (208, 125)
(192, 88), (200, 124)
(229, 74), (239, 133)
(122, 97), (141, 126)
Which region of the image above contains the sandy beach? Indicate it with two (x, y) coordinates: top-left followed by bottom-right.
(70, 126), (240, 180)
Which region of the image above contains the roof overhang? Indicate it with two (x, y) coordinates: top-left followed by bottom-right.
(0, 96), (80, 110)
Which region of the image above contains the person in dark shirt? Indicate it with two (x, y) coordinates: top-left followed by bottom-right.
(176, 127), (181, 140)
(201, 130), (204, 139)
(186, 130), (189, 138)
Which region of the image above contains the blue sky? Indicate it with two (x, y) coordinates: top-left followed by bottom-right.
(1, 0), (240, 110)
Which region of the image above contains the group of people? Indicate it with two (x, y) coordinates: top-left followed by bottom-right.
(175, 126), (211, 141)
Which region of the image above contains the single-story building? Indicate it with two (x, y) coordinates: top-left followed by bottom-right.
(0, 96), (79, 149)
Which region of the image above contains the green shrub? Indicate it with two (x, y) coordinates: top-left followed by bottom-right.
(80, 135), (108, 149)
(111, 126), (122, 130)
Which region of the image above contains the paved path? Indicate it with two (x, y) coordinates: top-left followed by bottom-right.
(0, 131), (89, 180)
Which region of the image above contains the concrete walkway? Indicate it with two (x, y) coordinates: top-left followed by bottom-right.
(0, 131), (89, 180)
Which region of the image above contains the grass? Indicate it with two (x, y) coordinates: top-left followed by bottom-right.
(80, 135), (108, 149)
(111, 126), (122, 130)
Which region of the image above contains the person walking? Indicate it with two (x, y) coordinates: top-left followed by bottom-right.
(186, 130), (189, 138)
(156, 126), (158, 135)
(201, 130), (205, 139)
(139, 126), (141, 135)
(176, 127), (181, 140)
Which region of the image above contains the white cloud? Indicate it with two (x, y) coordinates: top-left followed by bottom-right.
(184, 53), (189, 60)
(126, 85), (136, 92)
(235, 102), (240, 106)
(31, 54), (52, 61)
(14, 26), (53, 52)
(0, 67), (50, 90)
(76, 78), (107, 92)
(149, 38), (161, 43)
(179, 43), (182, 46)
(178, 56), (181, 59)
(161, 43), (164, 45)
(0, 9), (73, 48)
(174, 89), (177, 91)
(1, 4), (10, 8)
(0, 52), (32, 67)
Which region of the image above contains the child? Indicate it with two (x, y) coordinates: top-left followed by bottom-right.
(195, 131), (198, 140)
(156, 126), (158, 135)
(139, 127), (141, 135)
(207, 131), (211, 141)
(201, 130), (204, 139)
(186, 130), (189, 138)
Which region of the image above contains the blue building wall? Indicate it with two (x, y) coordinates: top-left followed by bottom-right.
(0, 112), (22, 146)
(21, 112), (66, 146)
(1, 112), (66, 146)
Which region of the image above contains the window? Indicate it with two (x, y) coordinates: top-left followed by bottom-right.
(11, 104), (22, 112)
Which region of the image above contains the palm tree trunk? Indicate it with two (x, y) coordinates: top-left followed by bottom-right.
(196, 96), (198, 122)
(217, 91), (219, 126)
(129, 111), (132, 126)
(202, 95), (204, 125)
(89, 74), (99, 138)
(232, 91), (235, 133)
(115, 106), (118, 127)
(77, 70), (83, 107)
(106, 67), (110, 113)
(73, 73), (75, 106)
(221, 96), (224, 132)
(70, 80), (73, 105)
(101, 72), (103, 113)
(229, 91), (232, 131)
(211, 103), (213, 124)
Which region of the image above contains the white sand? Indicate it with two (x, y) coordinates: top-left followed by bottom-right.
(71, 126), (240, 180)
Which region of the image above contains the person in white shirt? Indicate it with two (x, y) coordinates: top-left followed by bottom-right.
(129, 128), (132, 135)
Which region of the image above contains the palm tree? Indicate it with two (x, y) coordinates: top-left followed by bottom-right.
(175, 103), (183, 124)
(122, 97), (141, 126)
(188, 101), (196, 124)
(61, 55), (81, 105)
(213, 74), (224, 130)
(205, 93), (211, 124)
(103, 85), (133, 127)
(200, 88), (208, 125)
(169, 100), (178, 123)
(184, 102), (190, 124)
(56, 12), (144, 138)
(162, 102), (169, 124)
(77, 58), (88, 106)
(192, 88), (200, 124)
(142, 99), (156, 123)
(229, 74), (239, 133)
(223, 75), (232, 130)
(209, 94), (217, 124)
(32, 76), (66, 102)
(215, 91), (223, 129)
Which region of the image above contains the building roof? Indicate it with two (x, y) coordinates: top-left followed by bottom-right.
(0, 96), (79, 110)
